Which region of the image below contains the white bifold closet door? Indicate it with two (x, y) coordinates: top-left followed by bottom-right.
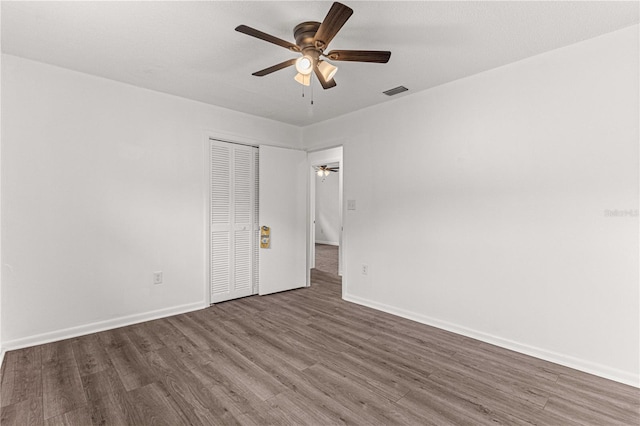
(210, 140), (259, 303)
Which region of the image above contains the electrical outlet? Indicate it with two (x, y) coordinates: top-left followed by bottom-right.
(362, 264), (368, 275)
(153, 271), (163, 285)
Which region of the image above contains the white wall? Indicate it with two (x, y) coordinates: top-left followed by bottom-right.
(0, 51), (3, 365)
(1, 54), (301, 348)
(303, 25), (639, 386)
(315, 171), (340, 245)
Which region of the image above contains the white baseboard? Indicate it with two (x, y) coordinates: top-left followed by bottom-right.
(2, 301), (207, 352)
(0, 347), (5, 369)
(315, 240), (339, 246)
(343, 293), (639, 389)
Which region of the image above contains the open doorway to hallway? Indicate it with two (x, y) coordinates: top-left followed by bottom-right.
(308, 146), (343, 291)
(313, 162), (340, 284)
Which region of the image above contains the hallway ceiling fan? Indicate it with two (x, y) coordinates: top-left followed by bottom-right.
(315, 164), (339, 177)
(235, 2), (391, 89)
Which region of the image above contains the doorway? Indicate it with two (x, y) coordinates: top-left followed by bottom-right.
(308, 147), (343, 286)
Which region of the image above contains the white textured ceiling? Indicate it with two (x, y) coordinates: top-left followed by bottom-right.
(2, 1), (638, 127)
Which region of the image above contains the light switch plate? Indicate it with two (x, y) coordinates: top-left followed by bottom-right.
(347, 199), (356, 210)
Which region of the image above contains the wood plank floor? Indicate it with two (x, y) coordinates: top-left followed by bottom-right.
(1, 245), (638, 425)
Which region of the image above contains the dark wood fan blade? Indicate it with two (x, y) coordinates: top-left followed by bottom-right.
(235, 25), (300, 52)
(325, 50), (391, 63)
(252, 58), (297, 76)
(313, 2), (353, 49)
(314, 66), (337, 90)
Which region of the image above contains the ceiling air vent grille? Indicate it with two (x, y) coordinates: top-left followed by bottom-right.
(383, 86), (408, 96)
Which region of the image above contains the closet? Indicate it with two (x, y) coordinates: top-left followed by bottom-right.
(209, 140), (259, 303)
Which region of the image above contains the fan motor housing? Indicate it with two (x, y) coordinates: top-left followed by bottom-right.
(294, 21), (321, 49)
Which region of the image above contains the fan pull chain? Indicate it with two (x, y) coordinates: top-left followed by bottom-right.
(301, 74), (313, 107)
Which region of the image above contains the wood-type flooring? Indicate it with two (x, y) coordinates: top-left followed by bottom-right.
(1, 244), (638, 425)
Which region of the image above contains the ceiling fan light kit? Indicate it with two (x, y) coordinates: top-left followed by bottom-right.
(235, 2), (391, 91)
(318, 60), (338, 81)
(294, 72), (311, 86)
(295, 56), (314, 75)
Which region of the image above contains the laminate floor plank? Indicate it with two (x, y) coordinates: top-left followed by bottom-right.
(102, 334), (157, 392)
(213, 297), (265, 319)
(316, 352), (412, 402)
(145, 349), (236, 426)
(341, 336), (439, 383)
(452, 349), (560, 389)
(394, 386), (482, 426)
(124, 322), (166, 354)
(43, 405), (93, 426)
(309, 312), (377, 342)
(225, 317), (318, 370)
(266, 390), (347, 425)
(554, 372), (640, 411)
(432, 351), (551, 408)
(166, 314), (217, 350)
(185, 356), (274, 418)
(41, 341), (87, 420)
(220, 314), (276, 337)
(300, 362), (409, 425)
(235, 406), (295, 426)
(425, 368), (574, 426)
(145, 316), (187, 345)
(276, 321), (355, 357)
(156, 345), (248, 422)
(203, 349), (287, 402)
(336, 346), (436, 392)
(0, 398), (44, 426)
(204, 325), (327, 394)
(71, 334), (111, 377)
(82, 367), (136, 426)
(164, 337), (214, 371)
(267, 369), (381, 426)
(453, 341), (561, 383)
(544, 395), (636, 426)
(95, 328), (130, 351)
(1, 243), (638, 425)
(0, 346), (42, 407)
(128, 381), (193, 426)
(222, 322), (317, 374)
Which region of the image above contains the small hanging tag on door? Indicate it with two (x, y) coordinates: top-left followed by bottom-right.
(260, 226), (271, 249)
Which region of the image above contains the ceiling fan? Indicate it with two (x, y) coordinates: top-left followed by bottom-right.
(235, 2), (391, 89)
(315, 164), (339, 176)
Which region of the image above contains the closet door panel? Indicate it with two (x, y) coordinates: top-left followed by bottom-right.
(210, 140), (257, 303)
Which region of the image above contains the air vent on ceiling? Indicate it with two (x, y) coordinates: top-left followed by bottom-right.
(383, 86), (408, 96)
